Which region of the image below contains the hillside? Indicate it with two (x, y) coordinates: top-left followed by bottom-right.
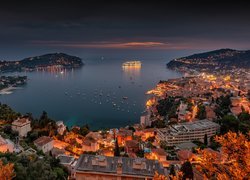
(0, 53), (83, 73)
(167, 49), (250, 70)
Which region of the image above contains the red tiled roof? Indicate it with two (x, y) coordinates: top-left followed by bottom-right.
(83, 137), (97, 146)
(34, 136), (53, 147)
(152, 148), (167, 156)
(125, 140), (139, 148)
(177, 150), (194, 161)
(12, 118), (30, 126)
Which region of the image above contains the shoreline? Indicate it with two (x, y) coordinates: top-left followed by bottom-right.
(0, 86), (22, 95)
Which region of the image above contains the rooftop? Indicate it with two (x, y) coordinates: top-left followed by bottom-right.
(125, 140), (139, 148)
(12, 118), (30, 126)
(83, 136), (97, 146)
(118, 129), (133, 137)
(0, 136), (7, 146)
(177, 150), (195, 161)
(58, 155), (75, 165)
(175, 142), (198, 150)
(159, 119), (220, 136)
(152, 148), (167, 156)
(75, 154), (166, 177)
(34, 136), (53, 147)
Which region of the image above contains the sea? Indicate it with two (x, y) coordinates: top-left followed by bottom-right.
(0, 50), (195, 130)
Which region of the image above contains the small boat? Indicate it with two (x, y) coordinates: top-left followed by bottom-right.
(123, 97), (128, 100)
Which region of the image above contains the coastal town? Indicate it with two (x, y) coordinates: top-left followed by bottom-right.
(0, 59), (250, 179)
(0, 76), (27, 95)
(1, 0), (250, 179)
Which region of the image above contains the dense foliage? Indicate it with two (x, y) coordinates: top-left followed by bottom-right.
(218, 112), (250, 135)
(0, 160), (15, 180)
(196, 105), (206, 120)
(0, 103), (21, 122)
(0, 153), (68, 180)
(196, 131), (250, 179)
(180, 161), (193, 180)
(214, 95), (231, 118)
(156, 97), (179, 118)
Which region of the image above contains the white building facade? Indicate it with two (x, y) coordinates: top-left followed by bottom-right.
(11, 118), (31, 137)
(156, 119), (220, 146)
(34, 136), (54, 153)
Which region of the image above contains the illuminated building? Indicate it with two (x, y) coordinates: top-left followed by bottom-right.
(117, 129), (133, 146)
(0, 136), (14, 153)
(74, 154), (167, 180)
(34, 136), (54, 153)
(11, 117), (31, 137)
(156, 120), (220, 146)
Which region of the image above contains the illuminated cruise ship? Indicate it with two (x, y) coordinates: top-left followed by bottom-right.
(122, 61), (141, 67)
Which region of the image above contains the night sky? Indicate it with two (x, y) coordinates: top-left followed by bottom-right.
(1, 1), (250, 59)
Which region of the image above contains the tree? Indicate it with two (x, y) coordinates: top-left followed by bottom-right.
(114, 138), (120, 157)
(40, 111), (48, 120)
(215, 95), (231, 117)
(0, 153), (68, 179)
(156, 97), (175, 117)
(169, 165), (176, 177)
(136, 149), (144, 158)
(196, 131), (250, 179)
(180, 161), (193, 180)
(0, 160), (15, 180)
(196, 105), (206, 120)
(0, 103), (21, 122)
(238, 112), (250, 122)
(151, 119), (166, 128)
(204, 134), (208, 146)
(128, 126), (135, 132)
(154, 171), (183, 180)
(79, 124), (90, 136)
(220, 115), (239, 134)
(39, 111), (48, 126)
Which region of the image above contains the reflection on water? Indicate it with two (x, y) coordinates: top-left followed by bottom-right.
(122, 62), (141, 81)
(35, 66), (76, 80)
(0, 57), (181, 130)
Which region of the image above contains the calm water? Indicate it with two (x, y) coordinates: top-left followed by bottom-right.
(0, 51), (184, 130)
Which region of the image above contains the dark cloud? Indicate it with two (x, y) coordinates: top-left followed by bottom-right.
(0, 0), (250, 58)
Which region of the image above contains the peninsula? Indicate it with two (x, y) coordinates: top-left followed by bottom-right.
(0, 53), (83, 73)
(167, 48), (250, 72)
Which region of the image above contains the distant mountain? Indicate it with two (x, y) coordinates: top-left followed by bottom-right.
(0, 53), (83, 73)
(167, 49), (250, 70)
